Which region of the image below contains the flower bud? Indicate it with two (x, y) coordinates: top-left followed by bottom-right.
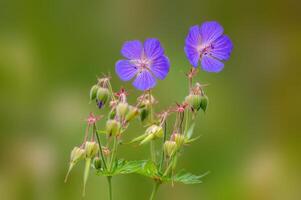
(145, 125), (163, 138)
(139, 125), (163, 145)
(97, 87), (110, 105)
(64, 146), (85, 183)
(70, 146), (85, 163)
(199, 95), (208, 112)
(106, 119), (121, 136)
(185, 94), (201, 111)
(164, 141), (177, 157)
(116, 102), (129, 118)
(125, 106), (139, 122)
(173, 133), (185, 147)
(93, 157), (102, 170)
(85, 141), (99, 158)
(90, 85), (99, 101)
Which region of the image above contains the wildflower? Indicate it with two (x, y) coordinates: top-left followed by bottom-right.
(115, 39), (170, 91)
(184, 21), (233, 72)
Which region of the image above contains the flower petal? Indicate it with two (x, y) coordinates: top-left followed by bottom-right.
(211, 35), (233, 60)
(144, 38), (164, 60)
(184, 44), (200, 67)
(184, 25), (202, 67)
(201, 55), (224, 73)
(121, 40), (143, 59)
(200, 21), (224, 45)
(115, 60), (138, 81)
(185, 25), (202, 46)
(150, 56), (170, 79)
(132, 70), (156, 91)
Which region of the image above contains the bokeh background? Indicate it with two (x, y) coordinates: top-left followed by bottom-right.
(1, 0), (301, 199)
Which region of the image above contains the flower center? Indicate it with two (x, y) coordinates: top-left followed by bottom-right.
(198, 43), (214, 57)
(133, 58), (151, 72)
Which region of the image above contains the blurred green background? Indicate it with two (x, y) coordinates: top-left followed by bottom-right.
(1, 0), (301, 199)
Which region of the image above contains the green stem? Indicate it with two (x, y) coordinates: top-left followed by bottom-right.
(149, 182), (160, 200)
(150, 140), (156, 163)
(107, 176), (113, 200)
(109, 136), (118, 171)
(163, 154), (177, 177)
(94, 124), (108, 170)
(159, 121), (167, 172)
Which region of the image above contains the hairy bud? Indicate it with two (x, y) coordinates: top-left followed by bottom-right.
(146, 125), (163, 138)
(173, 133), (185, 147)
(97, 87), (110, 106)
(125, 106), (139, 122)
(116, 102), (129, 118)
(85, 141), (99, 158)
(70, 146), (85, 163)
(164, 141), (177, 157)
(185, 94), (201, 111)
(199, 95), (208, 112)
(93, 157), (102, 170)
(106, 119), (121, 136)
(140, 125), (163, 145)
(89, 85), (99, 101)
(65, 146), (85, 183)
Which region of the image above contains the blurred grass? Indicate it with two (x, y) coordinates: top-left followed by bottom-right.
(1, 0), (301, 199)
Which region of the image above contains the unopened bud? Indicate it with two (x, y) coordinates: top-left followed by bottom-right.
(85, 141), (99, 158)
(125, 106), (139, 122)
(199, 95), (208, 112)
(146, 125), (163, 138)
(93, 157), (102, 169)
(164, 141), (177, 157)
(97, 87), (110, 105)
(106, 120), (121, 136)
(116, 102), (129, 118)
(173, 133), (185, 147)
(65, 147), (85, 183)
(70, 146), (85, 163)
(139, 125), (163, 145)
(89, 85), (99, 101)
(185, 94), (201, 111)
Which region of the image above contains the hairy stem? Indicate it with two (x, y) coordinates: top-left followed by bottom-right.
(149, 182), (160, 200)
(109, 136), (118, 171)
(94, 124), (108, 170)
(159, 121), (167, 172)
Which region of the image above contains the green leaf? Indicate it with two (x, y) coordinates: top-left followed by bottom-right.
(96, 160), (144, 176)
(185, 135), (201, 144)
(137, 160), (158, 178)
(114, 160), (145, 175)
(186, 123), (195, 139)
(172, 170), (210, 184)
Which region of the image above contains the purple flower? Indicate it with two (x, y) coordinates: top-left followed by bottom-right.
(184, 21), (233, 72)
(115, 39), (170, 91)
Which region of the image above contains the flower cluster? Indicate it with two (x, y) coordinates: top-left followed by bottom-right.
(65, 21), (233, 200)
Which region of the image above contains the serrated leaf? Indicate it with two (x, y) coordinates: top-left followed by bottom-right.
(96, 160), (144, 176)
(172, 170), (210, 184)
(137, 160), (158, 178)
(186, 123), (195, 139)
(114, 160), (145, 175)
